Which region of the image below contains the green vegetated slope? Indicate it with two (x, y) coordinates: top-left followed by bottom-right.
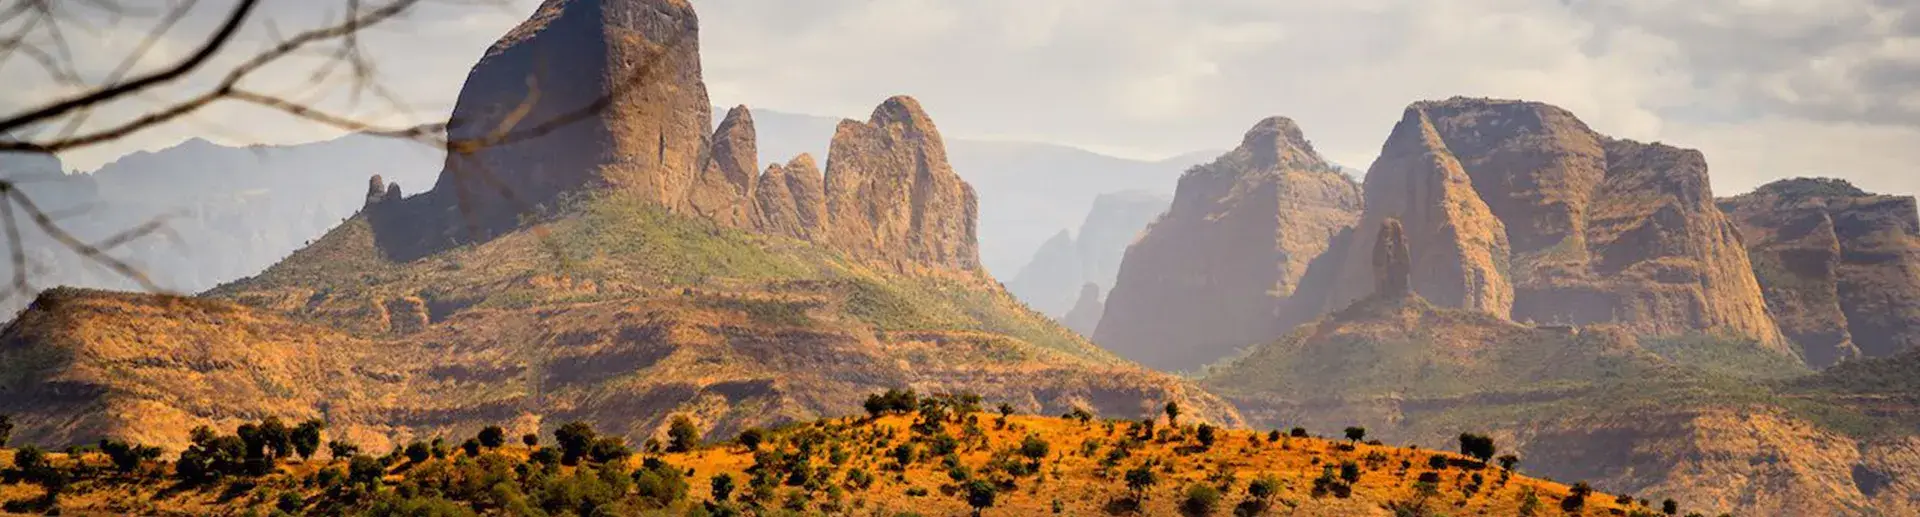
(2, 190), (1238, 460)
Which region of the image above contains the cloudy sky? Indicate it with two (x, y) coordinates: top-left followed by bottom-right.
(5, 0), (1917, 198)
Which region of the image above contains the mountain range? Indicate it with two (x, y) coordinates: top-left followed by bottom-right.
(2, 0), (1918, 515)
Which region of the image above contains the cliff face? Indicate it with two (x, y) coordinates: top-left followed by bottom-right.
(432, 0), (714, 235)
(1272, 98), (1784, 357)
(687, 105), (759, 228)
(752, 154), (826, 240)
(1720, 178), (1920, 365)
(1317, 106), (1514, 317)
(820, 96), (981, 272)
(1095, 117), (1361, 372)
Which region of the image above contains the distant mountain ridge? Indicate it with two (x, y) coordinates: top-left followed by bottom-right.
(0, 134), (439, 316)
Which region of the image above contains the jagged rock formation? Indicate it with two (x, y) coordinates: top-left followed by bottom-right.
(1372, 219), (1411, 296)
(1720, 178), (1920, 366)
(752, 154), (826, 239)
(1318, 104), (1514, 318)
(431, 0), (715, 235)
(1095, 117), (1361, 371)
(1006, 191), (1170, 317)
(1273, 98), (1784, 357)
(366, 175), (389, 205)
(687, 105), (759, 227)
(1060, 283), (1104, 336)
(820, 96), (980, 272)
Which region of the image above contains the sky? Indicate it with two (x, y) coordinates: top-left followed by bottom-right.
(4, 0), (1917, 198)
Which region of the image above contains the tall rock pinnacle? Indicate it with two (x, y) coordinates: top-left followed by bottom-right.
(1095, 116), (1362, 372)
(820, 96), (980, 271)
(688, 105), (759, 227)
(1373, 219), (1411, 297)
(430, 0), (714, 235)
(1318, 105), (1514, 317)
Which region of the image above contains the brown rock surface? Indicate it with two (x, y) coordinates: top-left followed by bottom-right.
(1317, 105), (1513, 317)
(752, 154), (826, 240)
(686, 105), (759, 227)
(1372, 218), (1411, 296)
(1279, 98), (1783, 356)
(430, 0), (714, 235)
(1095, 117), (1361, 372)
(1720, 178), (1920, 365)
(820, 96), (980, 272)
(1061, 283), (1104, 337)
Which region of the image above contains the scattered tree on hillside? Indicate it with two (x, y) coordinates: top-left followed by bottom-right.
(668, 415), (702, 452)
(477, 425), (507, 448)
(1457, 433), (1496, 464)
(1497, 454), (1519, 470)
(0, 414), (13, 447)
(1164, 401), (1182, 426)
(291, 419), (325, 460)
(964, 479), (997, 515)
(555, 421), (598, 465)
(1344, 426), (1366, 444)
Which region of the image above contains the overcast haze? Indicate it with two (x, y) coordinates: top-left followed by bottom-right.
(7, 0), (1917, 199)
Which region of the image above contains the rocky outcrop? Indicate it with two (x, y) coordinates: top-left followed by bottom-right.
(1267, 98), (1783, 357)
(1373, 219), (1411, 296)
(1317, 105), (1513, 317)
(687, 105), (758, 227)
(752, 154), (825, 240)
(820, 96), (980, 272)
(367, 175), (389, 205)
(431, 0), (714, 235)
(1061, 283), (1104, 336)
(1720, 178), (1920, 365)
(1095, 117), (1361, 372)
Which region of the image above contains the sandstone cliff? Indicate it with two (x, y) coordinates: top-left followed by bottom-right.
(1317, 106), (1514, 317)
(686, 105), (759, 228)
(1276, 98), (1784, 357)
(1095, 117), (1361, 371)
(820, 96), (981, 272)
(430, 0), (713, 236)
(752, 154), (826, 240)
(1720, 178), (1920, 366)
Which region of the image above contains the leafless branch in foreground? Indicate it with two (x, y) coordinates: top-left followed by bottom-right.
(0, 0), (688, 304)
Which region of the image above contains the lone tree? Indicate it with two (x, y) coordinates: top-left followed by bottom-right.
(1164, 401), (1182, 426)
(554, 421), (598, 465)
(711, 473), (735, 502)
(737, 427), (765, 451)
(964, 478), (997, 515)
(291, 419), (325, 460)
(1457, 432), (1496, 463)
(1497, 454), (1519, 470)
(1125, 463), (1159, 501)
(1344, 426), (1366, 444)
(1195, 424), (1218, 449)
(477, 426), (507, 448)
(667, 416), (702, 453)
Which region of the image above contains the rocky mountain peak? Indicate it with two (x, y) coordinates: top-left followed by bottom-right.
(688, 104), (758, 227)
(1239, 116), (1326, 171)
(821, 95), (979, 272)
(1750, 177), (1871, 201)
(428, 0), (713, 236)
(1095, 116), (1362, 371)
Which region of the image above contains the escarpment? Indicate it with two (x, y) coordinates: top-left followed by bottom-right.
(1721, 178), (1920, 365)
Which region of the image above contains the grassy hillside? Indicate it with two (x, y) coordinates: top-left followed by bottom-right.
(0, 406), (1681, 516)
(3, 190), (1238, 459)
